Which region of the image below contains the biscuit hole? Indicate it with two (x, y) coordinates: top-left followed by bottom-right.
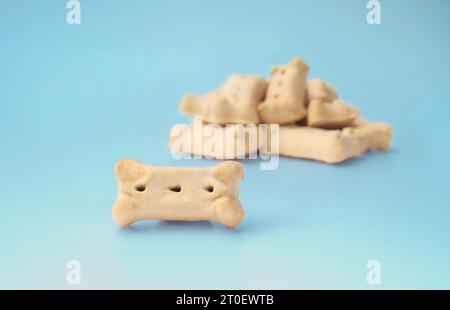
(135, 185), (146, 192)
(169, 185), (181, 192)
(205, 185), (214, 193)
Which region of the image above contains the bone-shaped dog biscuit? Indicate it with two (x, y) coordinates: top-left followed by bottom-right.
(258, 58), (309, 124)
(307, 79), (338, 102)
(112, 160), (245, 228)
(307, 99), (359, 129)
(269, 122), (392, 164)
(344, 121), (392, 152)
(179, 75), (267, 125)
(168, 121), (261, 159)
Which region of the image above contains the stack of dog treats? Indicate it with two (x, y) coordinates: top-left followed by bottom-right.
(169, 57), (392, 164)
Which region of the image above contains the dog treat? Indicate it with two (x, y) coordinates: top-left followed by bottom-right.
(268, 122), (392, 164)
(168, 121), (261, 159)
(258, 58), (309, 124)
(179, 75), (267, 125)
(173, 56), (393, 164)
(112, 160), (245, 228)
(307, 99), (359, 129)
(307, 79), (338, 102)
(345, 121), (392, 152)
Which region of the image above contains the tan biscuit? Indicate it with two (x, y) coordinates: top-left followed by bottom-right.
(344, 121), (392, 152)
(307, 79), (338, 102)
(179, 75), (267, 125)
(112, 160), (245, 228)
(169, 120), (261, 159)
(307, 99), (359, 129)
(258, 58), (309, 124)
(268, 122), (392, 164)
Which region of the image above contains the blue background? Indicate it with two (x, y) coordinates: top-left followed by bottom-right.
(1, 0), (449, 289)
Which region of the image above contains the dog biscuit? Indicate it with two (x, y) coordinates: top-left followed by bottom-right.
(307, 99), (359, 129)
(169, 120), (261, 159)
(258, 58), (309, 124)
(345, 121), (392, 152)
(307, 79), (338, 102)
(179, 75), (267, 125)
(269, 122), (392, 163)
(112, 160), (245, 228)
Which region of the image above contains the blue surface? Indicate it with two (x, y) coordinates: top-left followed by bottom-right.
(1, 0), (450, 289)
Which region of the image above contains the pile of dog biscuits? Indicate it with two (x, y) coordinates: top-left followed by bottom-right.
(169, 57), (392, 164)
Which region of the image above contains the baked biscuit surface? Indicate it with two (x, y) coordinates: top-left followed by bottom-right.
(112, 160), (245, 228)
(271, 122), (392, 164)
(307, 79), (338, 102)
(307, 99), (359, 129)
(258, 58), (309, 124)
(179, 75), (267, 125)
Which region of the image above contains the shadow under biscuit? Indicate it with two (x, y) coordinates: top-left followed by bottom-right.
(336, 147), (398, 167)
(117, 220), (214, 233)
(155, 221), (214, 231)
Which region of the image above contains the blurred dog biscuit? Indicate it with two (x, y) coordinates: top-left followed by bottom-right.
(179, 75), (267, 125)
(307, 99), (359, 129)
(258, 58), (309, 124)
(307, 79), (338, 102)
(268, 122), (392, 164)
